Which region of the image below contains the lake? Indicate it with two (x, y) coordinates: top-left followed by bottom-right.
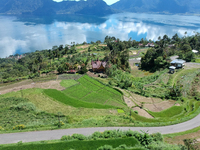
(0, 13), (200, 58)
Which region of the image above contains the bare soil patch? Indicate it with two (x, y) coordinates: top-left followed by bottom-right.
(130, 93), (153, 103)
(99, 44), (107, 47)
(76, 45), (90, 49)
(0, 80), (33, 91)
(144, 100), (176, 112)
(132, 107), (154, 118)
(0, 80), (65, 95)
(124, 96), (135, 108)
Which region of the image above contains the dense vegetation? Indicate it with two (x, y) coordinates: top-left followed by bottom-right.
(0, 0), (116, 16)
(0, 130), (186, 150)
(111, 0), (200, 14)
(0, 97), (69, 130)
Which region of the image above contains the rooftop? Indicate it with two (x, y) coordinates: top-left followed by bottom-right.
(171, 59), (186, 64)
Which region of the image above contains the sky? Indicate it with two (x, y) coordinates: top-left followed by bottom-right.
(53, 0), (120, 5)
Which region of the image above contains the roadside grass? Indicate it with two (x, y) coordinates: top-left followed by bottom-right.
(164, 126), (200, 138)
(44, 89), (117, 109)
(60, 80), (78, 88)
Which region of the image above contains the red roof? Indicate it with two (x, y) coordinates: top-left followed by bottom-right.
(67, 70), (76, 73)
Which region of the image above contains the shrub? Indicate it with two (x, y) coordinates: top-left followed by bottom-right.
(13, 124), (26, 130)
(72, 134), (86, 140)
(61, 135), (73, 141)
(97, 145), (113, 150)
(92, 131), (104, 139)
(10, 102), (36, 112)
(134, 111), (138, 114)
(151, 133), (163, 142)
(0, 126), (4, 131)
(54, 121), (65, 127)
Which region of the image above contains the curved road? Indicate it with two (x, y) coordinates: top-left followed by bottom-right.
(1, 114), (200, 144)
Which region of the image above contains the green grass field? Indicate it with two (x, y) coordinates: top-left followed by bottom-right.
(44, 89), (116, 109)
(60, 80), (78, 88)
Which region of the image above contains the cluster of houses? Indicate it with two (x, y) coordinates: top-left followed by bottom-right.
(66, 59), (107, 74)
(138, 43), (155, 47)
(6, 54), (26, 60)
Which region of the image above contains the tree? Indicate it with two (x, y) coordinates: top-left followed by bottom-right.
(57, 65), (64, 74)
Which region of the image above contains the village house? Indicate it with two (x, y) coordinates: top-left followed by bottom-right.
(169, 59), (186, 73)
(91, 59), (107, 73)
(145, 43), (155, 47)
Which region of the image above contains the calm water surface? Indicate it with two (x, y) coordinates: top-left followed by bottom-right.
(0, 13), (200, 58)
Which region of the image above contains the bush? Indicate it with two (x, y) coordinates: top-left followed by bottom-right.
(72, 134), (86, 140)
(134, 111), (138, 114)
(151, 133), (163, 142)
(61, 135), (73, 141)
(13, 124), (26, 130)
(97, 145), (113, 150)
(92, 131), (104, 139)
(54, 121), (65, 127)
(0, 126), (4, 131)
(10, 102), (36, 112)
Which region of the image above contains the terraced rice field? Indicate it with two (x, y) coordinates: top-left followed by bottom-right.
(62, 75), (126, 108)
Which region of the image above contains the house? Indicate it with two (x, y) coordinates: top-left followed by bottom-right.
(145, 43), (155, 47)
(91, 59), (107, 72)
(169, 66), (176, 74)
(170, 59), (186, 69)
(192, 50), (198, 53)
(67, 70), (76, 74)
(138, 43), (143, 47)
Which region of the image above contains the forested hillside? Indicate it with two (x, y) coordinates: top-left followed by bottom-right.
(0, 0), (116, 16)
(111, 0), (200, 14)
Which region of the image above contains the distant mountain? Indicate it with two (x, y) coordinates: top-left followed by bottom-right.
(0, 0), (117, 16)
(111, 0), (200, 14)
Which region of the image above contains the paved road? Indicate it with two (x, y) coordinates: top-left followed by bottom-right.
(1, 114), (200, 144)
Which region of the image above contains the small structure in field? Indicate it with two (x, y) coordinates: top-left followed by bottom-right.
(91, 59), (107, 73)
(170, 59), (186, 68)
(145, 43), (155, 47)
(67, 70), (76, 74)
(169, 59), (186, 73)
(192, 50), (199, 53)
(169, 66), (176, 74)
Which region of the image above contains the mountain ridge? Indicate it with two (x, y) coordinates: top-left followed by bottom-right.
(0, 0), (118, 16)
(111, 0), (200, 14)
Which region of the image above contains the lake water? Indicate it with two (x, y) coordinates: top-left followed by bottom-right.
(0, 13), (200, 58)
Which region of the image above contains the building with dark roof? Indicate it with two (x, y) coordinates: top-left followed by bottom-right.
(91, 59), (107, 73)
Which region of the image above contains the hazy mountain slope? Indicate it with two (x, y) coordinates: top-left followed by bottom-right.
(111, 0), (199, 13)
(0, 0), (116, 16)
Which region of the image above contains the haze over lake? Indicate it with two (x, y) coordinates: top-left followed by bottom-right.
(0, 13), (200, 58)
